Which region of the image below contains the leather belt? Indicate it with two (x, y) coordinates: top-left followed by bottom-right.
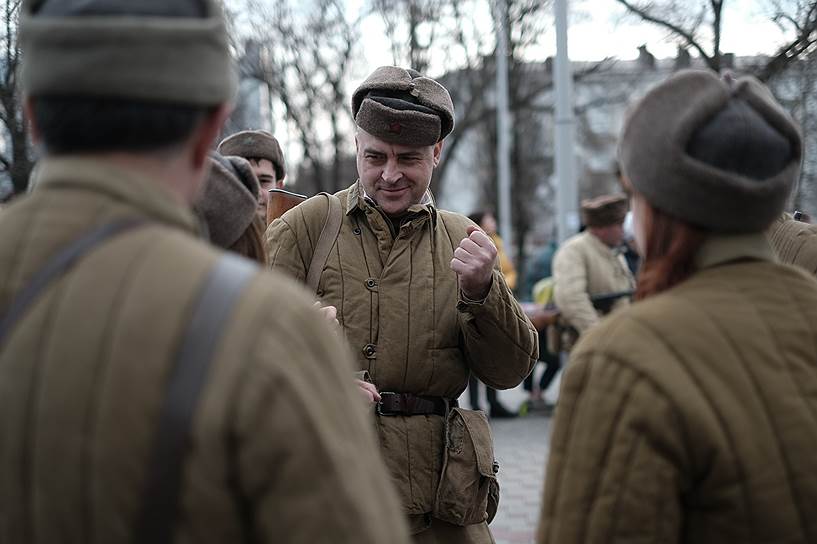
(376, 392), (458, 417)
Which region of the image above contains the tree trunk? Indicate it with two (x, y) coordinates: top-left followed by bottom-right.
(8, 99), (31, 195)
(313, 159), (326, 194)
(711, 0), (723, 72)
(330, 109), (342, 192)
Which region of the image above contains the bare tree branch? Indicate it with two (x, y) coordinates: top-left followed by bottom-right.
(615, 0), (719, 71)
(759, 0), (817, 81)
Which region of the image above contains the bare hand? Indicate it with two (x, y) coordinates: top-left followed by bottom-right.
(314, 302), (339, 326)
(355, 379), (381, 405)
(450, 226), (497, 300)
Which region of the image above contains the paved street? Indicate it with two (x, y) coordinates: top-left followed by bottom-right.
(490, 411), (551, 544)
(459, 374), (559, 544)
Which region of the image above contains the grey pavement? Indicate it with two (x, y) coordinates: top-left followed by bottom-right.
(458, 370), (560, 544)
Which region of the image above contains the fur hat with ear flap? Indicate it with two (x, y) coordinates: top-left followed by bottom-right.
(618, 69), (802, 233)
(218, 130), (286, 181)
(580, 194), (629, 228)
(351, 66), (455, 146)
(195, 153), (260, 249)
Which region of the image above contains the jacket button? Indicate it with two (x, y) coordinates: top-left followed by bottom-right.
(353, 227), (362, 235)
(365, 278), (378, 289)
(363, 344), (377, 358)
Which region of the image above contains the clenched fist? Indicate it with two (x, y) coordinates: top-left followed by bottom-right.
(450, 226), (497, 300)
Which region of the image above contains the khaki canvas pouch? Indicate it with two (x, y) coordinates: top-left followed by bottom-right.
(433, 408), (500, 526)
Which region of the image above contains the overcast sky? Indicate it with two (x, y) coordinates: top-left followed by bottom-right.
(352, 0), (791, 74)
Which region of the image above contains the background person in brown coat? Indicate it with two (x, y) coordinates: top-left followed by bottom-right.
(266, 66), (538, 543)
(551, 194), (635, 351)
(538, 70), (817, 543)
(0, 1), (409, 543)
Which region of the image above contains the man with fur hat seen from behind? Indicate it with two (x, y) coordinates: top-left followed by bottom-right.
(218, 129), (286, 220)
(0, 1), (410, 542)
(265, 65), (538, 543)
(552, 193), (635, 349)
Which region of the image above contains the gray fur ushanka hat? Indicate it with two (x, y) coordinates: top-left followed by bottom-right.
(581, 194), (629, 228)
(618, 69), (802, 233)
(218, 130), (287, 181)
(20, 0), (237, 105)
(195, 154), (260, 249)
(352, 66), (455, 146)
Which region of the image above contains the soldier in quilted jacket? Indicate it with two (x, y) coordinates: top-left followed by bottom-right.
(538, 70), (817, 543)
(266, 66), (538, 542)
(0, 1), (409, 542)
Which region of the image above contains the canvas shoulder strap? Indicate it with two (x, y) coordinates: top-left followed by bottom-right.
(0, 218), (145, 347)
(437, 210), (468, 256)
(306, 192), (343, 294)
(135, 252), (257, 544)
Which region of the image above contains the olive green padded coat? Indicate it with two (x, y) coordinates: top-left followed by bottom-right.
(539, 234), (817, 543)
(0, 158), (410, 544)
(265, 181), (538, 529)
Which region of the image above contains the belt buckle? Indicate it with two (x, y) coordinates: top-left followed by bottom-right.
(376, 391), (398, 416)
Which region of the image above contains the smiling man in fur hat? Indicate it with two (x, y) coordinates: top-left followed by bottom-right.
(552, 193), (636, 343)
(265, 66), (538, 543)
(0, 1), (409, 542)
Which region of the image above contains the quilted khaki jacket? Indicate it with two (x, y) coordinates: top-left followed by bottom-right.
(538, 234), (817, 543)
(768, 213), (817, 275)
(552, 231), (635, 333)
(0, 159), (409, 544)
(265, 181), (538, 522)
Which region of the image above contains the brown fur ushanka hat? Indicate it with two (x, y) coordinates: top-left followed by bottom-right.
(581, 194), (629, 228)
(218, 130), (286, 182)
(352, 66), (455, 146)
(618, 69), (802, 233)
(195, 154), (260, 249)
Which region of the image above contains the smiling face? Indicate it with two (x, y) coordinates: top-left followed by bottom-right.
(355, 128), (443, 217)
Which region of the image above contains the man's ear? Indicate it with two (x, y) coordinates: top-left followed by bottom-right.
(432, 140), (444, 167)
(191, 103), (232, 170)
(23, 96), (42, 146)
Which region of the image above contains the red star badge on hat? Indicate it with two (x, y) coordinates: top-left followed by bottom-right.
(388, 122), (402, 134)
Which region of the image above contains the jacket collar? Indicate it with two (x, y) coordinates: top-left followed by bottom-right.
(584, 230), (621, 257)
(346, 179), (438, 227)
(32, 156), (201, 235)
(694, 232), (776, 270)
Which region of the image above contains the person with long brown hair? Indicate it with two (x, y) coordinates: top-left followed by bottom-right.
(538, 70), (817, 543)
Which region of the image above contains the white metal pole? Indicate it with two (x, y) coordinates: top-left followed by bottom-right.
(554, 0), (577, 243)
(494, 0), (513, 246)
